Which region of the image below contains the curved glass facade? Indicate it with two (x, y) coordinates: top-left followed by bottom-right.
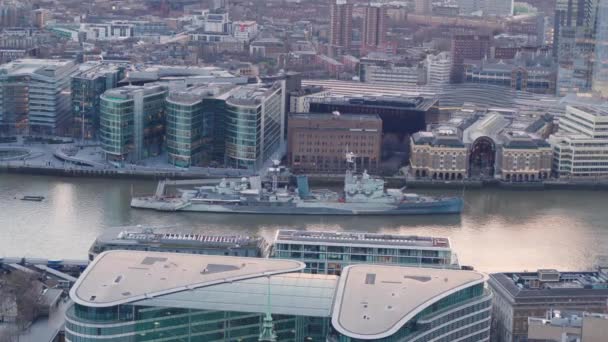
(166, 99), (205, 168)
(99, 95), (134, 160)
(330, 284), (492, 342)
(65, 304), (328, 342)
(224, 102), (261, 170)
(99, 86), (166, 162)
(66, 284), (491, 342)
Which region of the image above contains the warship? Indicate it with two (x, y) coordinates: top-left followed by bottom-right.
(131, 154), (463, 215)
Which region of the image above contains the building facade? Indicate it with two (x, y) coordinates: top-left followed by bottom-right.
(411, 111), (554, 181)
(410, 127), (469, 181)
(99, 84), (168, 163)
(71, 63), (125, 139)
(464, 62), (556, 95)
(271, 230), (459, 275)
(308, 95), (439, 136)
(361, 63), (423, 86)
(550, 105), (608, 178)
(489, 268), (608, 342)
(165, 90), (208, 168)
(496, 132), (552, 182)
(65, 251), (492, 342)
(329, 0), (353, 56)
(426, 52), (452, 85)
(527, 311), (608, 341)
(451, 34), (492, 83)
(361, 4), (387, 52)
(287, 113), (381, 174)
(0, 59), (77, 135)
(483, 0), (514, 16)
(224, 83), (285, 170)
(165, 85), (238, 168)
(592, 0), (608, 97)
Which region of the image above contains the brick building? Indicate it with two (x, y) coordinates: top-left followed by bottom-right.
(287, 112), (382, 174)
(450, 34), (492, 82)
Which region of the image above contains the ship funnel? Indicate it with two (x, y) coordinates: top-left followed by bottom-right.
(297, 175), (310, 198)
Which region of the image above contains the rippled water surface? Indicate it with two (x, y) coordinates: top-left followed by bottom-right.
(1, 174), (607, 272)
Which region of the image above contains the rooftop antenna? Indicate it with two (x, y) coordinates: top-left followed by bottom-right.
(258, 276), (277, 342)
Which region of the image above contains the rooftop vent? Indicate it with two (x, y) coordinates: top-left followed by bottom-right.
(365, 273), (376, 285)
(538, 269), (560, 282)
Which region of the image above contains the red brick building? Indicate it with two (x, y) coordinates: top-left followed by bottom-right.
(287, 113), (382, 174)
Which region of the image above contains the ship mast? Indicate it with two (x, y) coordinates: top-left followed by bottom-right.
(345, 151), (356, 178)
(269, 160), (280, 193)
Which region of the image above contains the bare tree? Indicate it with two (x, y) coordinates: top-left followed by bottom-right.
(0, 271), (45, 333)
(0, 325), (19, 342)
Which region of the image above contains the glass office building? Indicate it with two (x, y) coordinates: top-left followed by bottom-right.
(225, 83), (284, 170)
(165, 85), (235, 167)
(66, 251), (491, 342)
(166, 93), (206, 168)
(71, 63), (125, 139)
(0, 59), (77, 135)
(100, 84), (167, 163)
(271, 230), (459, 275)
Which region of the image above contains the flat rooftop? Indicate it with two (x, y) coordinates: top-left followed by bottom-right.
(569, 104), (608, 117)
(288, 112), (381, 122)
(275, 230), (451, 249)
(102, 84), (166, 100)
(95, 226), (264, 248)
(0, 59), (74, 75)
(69, 250), (488, 340)
(489, 269), (608, 299)
(332, 264), (485, 340)
(70, 251), (304, 307)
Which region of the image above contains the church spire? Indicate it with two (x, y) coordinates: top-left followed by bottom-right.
(258, 276), (277, 342)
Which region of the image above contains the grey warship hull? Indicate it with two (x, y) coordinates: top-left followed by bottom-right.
(130, 197), (464, 215)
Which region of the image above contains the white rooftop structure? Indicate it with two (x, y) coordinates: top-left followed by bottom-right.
(68, 251), (489, 341)
(275, 230), (451, 249)
(332, 264), (485, 339)
(70, 251), (304, 307)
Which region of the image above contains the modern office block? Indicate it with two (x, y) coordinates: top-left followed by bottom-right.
(414, 0), (432, 15)
(426, 52), (452, 85)
(71, 62), (125, 139)
(0, 59), (77, 135)
(100, 84), (167, 163)
(550, 105), (608, 178)
(307, 95), (439, 135)
(165, 85), (233, 167)
(271, 230), (459, 275)
(65, 251), (491, 342)
(224, 83), (284, 170)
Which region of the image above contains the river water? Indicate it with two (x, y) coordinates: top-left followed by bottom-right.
(0, 173), (607, 273)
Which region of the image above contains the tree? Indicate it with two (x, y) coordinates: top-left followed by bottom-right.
(0, 271), (45, 332)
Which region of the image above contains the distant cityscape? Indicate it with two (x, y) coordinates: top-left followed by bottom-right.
(0, 0), (606, 182)
(2, 0), (608, 341)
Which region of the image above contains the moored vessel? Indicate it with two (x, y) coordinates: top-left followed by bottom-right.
(131, 155), (463, 215)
